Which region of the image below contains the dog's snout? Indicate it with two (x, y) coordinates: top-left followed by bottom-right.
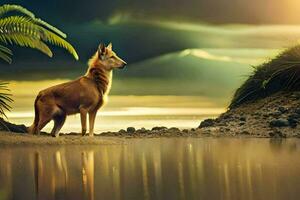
(120, 62), (127, 69)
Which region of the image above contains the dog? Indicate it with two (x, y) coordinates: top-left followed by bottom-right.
(28, 43), (126, 137)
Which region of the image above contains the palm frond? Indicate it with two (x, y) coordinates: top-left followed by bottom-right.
(0, 6), (79, 62)
(0, 4), (66, 38)
(0, 81), (13, 118)
(0, 33), (53, 57)
(33, 18), (66, 38)
(0, 44), (12, 63)
(0, 4), (35, 18)
(39, 29), (78, 60)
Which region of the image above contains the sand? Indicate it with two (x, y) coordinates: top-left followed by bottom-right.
(0, 132), (125, 145)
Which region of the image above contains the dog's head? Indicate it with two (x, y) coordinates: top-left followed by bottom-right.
(91, 43), (126, 70)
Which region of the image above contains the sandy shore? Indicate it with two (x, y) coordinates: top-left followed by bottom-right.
(1, 92), (300, 141)
(0, 132), (125, 145)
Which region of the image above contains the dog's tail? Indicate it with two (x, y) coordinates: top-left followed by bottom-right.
(27, 94), (40, 134)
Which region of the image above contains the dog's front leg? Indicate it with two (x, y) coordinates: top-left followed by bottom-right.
(80, 108), (87, 136)
(89, 110), (97, 137)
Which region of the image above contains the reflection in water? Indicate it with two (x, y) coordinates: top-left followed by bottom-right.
(82, 151), (94, 200)
(0, 138), (300, 200)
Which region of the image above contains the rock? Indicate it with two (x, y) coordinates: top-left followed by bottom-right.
(112, 132), (121, 136)
(263, 114), (269, 118)
(278, 106), (288, 113)
(240, 131), (250, 135)
(126, 127), (136, 133)
(139, 127), (147, 132)
(295, 108), (300, 115)
(287, 116), (298, 128)
(254, 112), (261, 116)
(118, 129), (126, 134)
(222, 115), (231, 119)
(289, 113), (300, 119)
(168, 127), (180, 132)
(239, 122), (245, 126)
(269, 119), (290, 127)
(136, 128), (149, 134)
(151, 126), (168, 131)
(0, 118), (27, 133)
(270, 111), (282, 118)
(199, 119), (215, 128)
(182, 129), (189, 133)
(240, 116), (246, 121)
(269, 130), (286, 138)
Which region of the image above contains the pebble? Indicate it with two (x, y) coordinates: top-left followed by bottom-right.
(278, 106), (288, 113)
(270, 111), (282, 118)
(269, 119), (290, 127)
(182, 129), (189, 133)
(240, 131), (250, 135)
(295, 108), (300, 115)
(240, 116), (246, 121)
(119, 129), (126, 134)
(126, 127), (136, 133)
(169, 127), (180, 132)
(269, 130), (286, 138)
(151, 126), (168, 131)
(287, 117), (298, 128)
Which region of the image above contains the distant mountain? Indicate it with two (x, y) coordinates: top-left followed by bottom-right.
(111, 48), (278, 97)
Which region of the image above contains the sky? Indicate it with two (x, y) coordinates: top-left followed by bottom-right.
(2, 0), (300, 81)
(3, 0), (300, 24)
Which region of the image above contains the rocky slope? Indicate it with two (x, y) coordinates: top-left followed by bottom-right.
(198, 91), (300, 138)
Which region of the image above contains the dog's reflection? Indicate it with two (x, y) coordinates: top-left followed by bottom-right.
(82, 151), (94, 200)
(33, 150), (69, 200)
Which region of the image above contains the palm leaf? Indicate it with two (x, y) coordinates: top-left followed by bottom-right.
(0, 44), (12, 63)
(0, 81), (13, 118)
(0, 4), (66, 38)
(0, 33), (53, 57)
(0, 7), (79, 62)
(39, 29), (78, 60)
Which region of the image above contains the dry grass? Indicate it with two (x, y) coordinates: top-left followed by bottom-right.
(230, 46), (300, 109)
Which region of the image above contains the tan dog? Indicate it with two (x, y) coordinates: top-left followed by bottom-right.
(28, 43), (126, 137)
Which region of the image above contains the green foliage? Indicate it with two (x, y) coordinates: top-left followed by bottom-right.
(229, 46), (300, 109)
(0, 4), (79, 63)
(0, 81), (13, 118)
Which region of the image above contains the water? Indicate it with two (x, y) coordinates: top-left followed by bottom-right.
(0, 138), (300, 200)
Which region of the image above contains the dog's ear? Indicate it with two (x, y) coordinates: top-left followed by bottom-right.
(98, 43), (106, 59)
(107, 43), (112, 50)
(98, 43), (106, 54)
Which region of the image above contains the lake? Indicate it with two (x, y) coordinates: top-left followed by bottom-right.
(0, 138), (299, 200)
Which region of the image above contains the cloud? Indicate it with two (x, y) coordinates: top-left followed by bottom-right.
(179, 49), (279, 65)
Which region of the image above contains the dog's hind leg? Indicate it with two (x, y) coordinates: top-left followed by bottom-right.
(51, 113), (66, 137)
(36, 105), (58, 135)
(36, 117), (52, 135)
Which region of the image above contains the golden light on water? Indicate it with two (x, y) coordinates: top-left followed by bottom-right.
(1, 139), (300, 200)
